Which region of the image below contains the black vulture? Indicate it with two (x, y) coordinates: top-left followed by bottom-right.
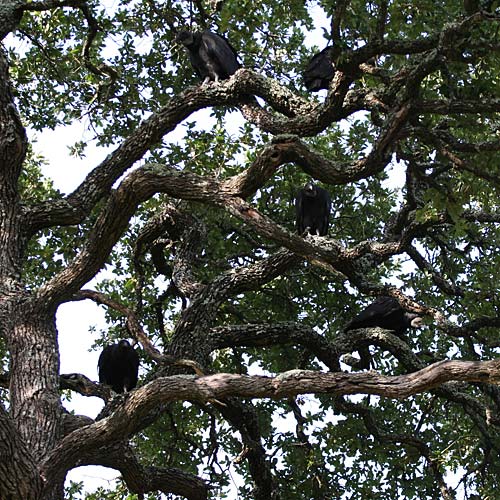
(344, 296), (423, 369)
(176, 29), (240, 84)
(344, 296), (423, 336)
(98, 339), (139, 393)
(295, 182), (332, 236)
(303, 46), (336, 92)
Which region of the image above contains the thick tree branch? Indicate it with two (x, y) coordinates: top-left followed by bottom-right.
(3, 371), (110, 400)
(37, 162), (307, 308)
(60, 373), (110, 400)
(40, 357), (500, 486)
(208, 323), (424, 374)
(209, 322), (500, 448)
(0, 48), (27, 288)
(23, 69), (315, 233)
(209, 322), (342, 372)
(36, 165), (223, 306)
(166, 248), (301, 366)
(170, 222), (206, 299)
(132, 203), (204, 313)
(222, 195), (442, 283)
(223, 109), (405, 198)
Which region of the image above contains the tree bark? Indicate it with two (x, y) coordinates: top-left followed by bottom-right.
(0, 404), (42, 499)
(8, 308), (63, 461)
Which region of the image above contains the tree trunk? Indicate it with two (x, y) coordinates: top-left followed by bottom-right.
(8, 306), (63, 461)
(2, 304), (65, 499)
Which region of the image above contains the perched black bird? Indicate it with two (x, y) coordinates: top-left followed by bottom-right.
(295, 182), (332, 236)
(98, 340), (139, 393)
(303, 46), (336, 92)
(344, 296), (423, 336)
(176, 29), (240, 83)
(344, 296), (423, 369)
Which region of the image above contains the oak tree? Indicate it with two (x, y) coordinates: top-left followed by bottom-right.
(1, 1), (500, 499)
